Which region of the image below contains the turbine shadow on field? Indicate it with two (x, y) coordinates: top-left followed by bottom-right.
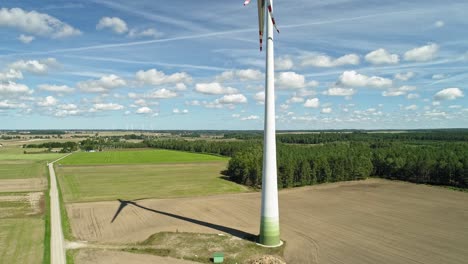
(111, 199), (256, 242)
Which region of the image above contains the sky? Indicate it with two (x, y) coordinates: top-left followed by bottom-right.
(0, 0), (467, 130)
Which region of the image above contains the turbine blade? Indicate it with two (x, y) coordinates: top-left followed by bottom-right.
(258, 0), (265, 51)
(267, 0), (280, 33)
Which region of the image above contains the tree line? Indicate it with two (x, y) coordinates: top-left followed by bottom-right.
(145, 138), (467, 189)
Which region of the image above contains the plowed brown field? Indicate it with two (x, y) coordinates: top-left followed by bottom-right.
(67, 179), (468, 264)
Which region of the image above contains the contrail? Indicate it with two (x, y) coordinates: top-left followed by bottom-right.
(0, 9), (424, 58)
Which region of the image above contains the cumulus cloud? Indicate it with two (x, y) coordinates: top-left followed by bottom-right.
(304, 98), (320, 108)
(77, 74), (126, 93)
(128, 28), (161, 38)
(382, 85), (416, 97)
(96, 17), (128, 34)
(0, 100), (27, 109)
(301, 53), (360, 67)
(58, 104), (77, 110)
(253, 91), (265, 104)
(276, 72), (315, 89)
(9, 58), (57, 74)
(276, 57), (294, 70)
(18, 34), (34, 43)
(338, 71), (392, 88)
(434, 88), (464, 100)
(407, 93), (420, 99)
(173, 108), (189, 114)
(136, 107), (153, 114)
(91, 103), (124, 111)
(0, 7), (81, 38)
(136, 69), (192, 86)
(215, 69), (263, 82)
(323, 87), (356, 97)
(365, 49), (399, 65)
(404, 43), (439, 62)
(147, 88), (178, 99)
(286, 96), (304, 104)
(38, 84), (74, 93)
(37, 96), (58, 107)
(216, 94), (247, 104)
(241, 115), (259, 121)
(321, 107), (332, 114)
(395, 72), (415, 81)
(0, 81), (31, 94)
(405, 105), (418, 111)
(0, 69), (23, 81)
(195, 82), (237, 95)
(432, 74), (445, 80)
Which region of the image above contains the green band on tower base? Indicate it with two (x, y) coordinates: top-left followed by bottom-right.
(259, 216), (281, 246)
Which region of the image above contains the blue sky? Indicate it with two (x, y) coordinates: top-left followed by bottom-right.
(0, 0), (467, 130)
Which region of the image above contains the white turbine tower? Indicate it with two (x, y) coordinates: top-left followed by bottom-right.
(244, 0), (281, 247)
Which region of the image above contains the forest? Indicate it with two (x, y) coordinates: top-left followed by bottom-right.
(146, 132), (468, 190)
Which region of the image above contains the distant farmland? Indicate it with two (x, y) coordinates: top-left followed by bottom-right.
(56, 150), (247, 203)
(59, 149), (227, 165)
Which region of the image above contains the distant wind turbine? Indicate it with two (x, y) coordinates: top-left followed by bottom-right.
(244, 0), (281, 247)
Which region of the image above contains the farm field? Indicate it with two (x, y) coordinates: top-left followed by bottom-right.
(56, 162), (248, 202)
(67, 179), (468, 264)
(58, 149), (227, 165)
(0, 139), (62, 264)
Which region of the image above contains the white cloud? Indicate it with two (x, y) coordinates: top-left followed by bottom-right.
(215, 69), (263, 82)
(301, 53), (360, 67)
(405, 105), (418, 111)
(365, 49), (399, 65)
(38, 84), (74, 93)
(175, 83), (187, 91)
(321, 107), (332, 114)
(276, 57), (294, 70)
(0, 69), (23, 81)
(96, 16), (128, 34)
(241, 115), (259, 121)
(434, 20), (444, 28)
(173, 108), (189, 114)
(147, 88), (178, 99)
(18, 34), (34, 43)
(404, 43), (439, 62)
(434, 88), (464, 101)
(0, 100), (26, 109)
(37, 96), (58, 107)
(338, 71), (392, 88)
(407, 93), (420, 99)
(0, 7), (81, 38)
(128, 28), (161, 38)
(186, 100), (201, 106)
(304, 98), (320, 108)
(136, 107), (153, 114)
(323, 87), (356, 97)
(195, 82), (237, 95)
(9, 59), (57, 74)
(286, 96), (304, 104)
(432, 74), (445, 80)
(54, 109), (80, 117)
(0, 81), (31, 94)
(216, 94), (247, 104)
(276, 72), (313, 89)
(382, 85), (416, 97)
(395, 72), (415, 81)
(58, 104), (77, 110)
(136, 69), (192, 86)
(253, 91), (265, 103)
(91, 103), (124, 111)
(77, 74), (126, 93)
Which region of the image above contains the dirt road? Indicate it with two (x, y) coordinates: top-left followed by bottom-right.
(67, 179), (468, 264)
(49, 154), (72, 264)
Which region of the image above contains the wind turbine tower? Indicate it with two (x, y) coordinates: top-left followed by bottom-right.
(244, 0), (281, 247)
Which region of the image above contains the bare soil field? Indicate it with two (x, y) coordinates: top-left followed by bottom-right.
(74, 249), (198, 264)
(67, 179), (468, 264)
(0, 178), (47, 192)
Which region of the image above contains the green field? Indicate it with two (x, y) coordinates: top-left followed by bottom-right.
(57, 162), (247, 202)
(0, 160), (49, 180)
(59, 149), (227, 165)
(0, 218), (44, 264)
